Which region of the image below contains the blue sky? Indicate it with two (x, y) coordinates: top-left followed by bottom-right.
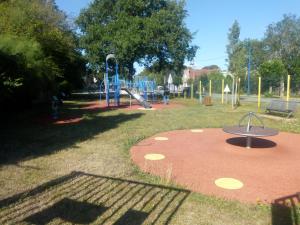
(56, 0), (300, 71)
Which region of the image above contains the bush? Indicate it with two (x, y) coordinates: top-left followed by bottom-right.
(58, 80), (73, 95)
(263, 92), (273, 98)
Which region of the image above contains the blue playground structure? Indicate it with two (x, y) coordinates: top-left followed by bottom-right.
(100, 54), (158, 108)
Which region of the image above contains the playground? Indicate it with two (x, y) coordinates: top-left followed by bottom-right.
(98, 54), (175, 110)
(1, 59), (300, 224)
(2, 0), (300, 224)
(1, 49), (300, 225)
(0, 97), (299, 225)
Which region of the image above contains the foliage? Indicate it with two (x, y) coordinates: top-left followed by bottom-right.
(191, 71), (232, 94)
(226, 20), (252, 91)
(139, 70), (164, 85)
(77, 0), (198, 78)
(226, 15), (300, 94)
(289, 60), (300, 93)
(258, 59), (287, 93)
(226, 20), (241, 73)
(0, 0), (85, 107)
(139, 66), (182, 85)
(0, 34), (57, 104)
(246, 39), (268, 71)
(202, 65), (220, 70)
(264, 14), (300, 91)
(264, 15), (300, 62)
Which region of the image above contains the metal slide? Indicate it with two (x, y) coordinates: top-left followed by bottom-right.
(121, 88), (152, 108)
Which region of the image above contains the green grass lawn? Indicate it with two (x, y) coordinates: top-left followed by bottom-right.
(0, 97), (299, 224)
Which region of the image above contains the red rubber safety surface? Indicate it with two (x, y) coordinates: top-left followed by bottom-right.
(33, 101), (182, 125)
(82, 101), (183, 111)
(130, 128), (300, 203)
(53, 116), (83, 125)
(34, 115), (83, 125)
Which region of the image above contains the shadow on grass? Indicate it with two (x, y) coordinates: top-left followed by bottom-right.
(272, 193), (300, 225)
(0, 171), (190, 225)
(0, 100), (144, 165)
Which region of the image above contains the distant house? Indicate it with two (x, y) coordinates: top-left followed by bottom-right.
(182, 66), (219, 87)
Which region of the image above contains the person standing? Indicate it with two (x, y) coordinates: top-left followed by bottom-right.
(163, 84), (170, 105)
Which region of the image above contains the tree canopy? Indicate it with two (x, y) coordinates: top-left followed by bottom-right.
(258, 59), (287, 93)
(226, 20), (240, 59)
(0, 0), (85, 108)
(264, 14), (300, 91)
(226, 20), (241, 73)
(77, 0), (198, 78)
(226, 15), (300, 94)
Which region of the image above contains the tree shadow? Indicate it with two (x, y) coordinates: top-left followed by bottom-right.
(0, 100), (144, 165)
(0, 171), (190, 225)
(272, 193), (300, 225)
(226, 137), (277, 148)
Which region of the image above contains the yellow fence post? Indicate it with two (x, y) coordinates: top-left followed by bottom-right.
(209, 80), (212, 97)
(258, 76), (261, 111)
(221, 79), (224, 104)
(199, 80), (202, 103)
(287, 75), (291, 102)
(191, 82), (194, 99)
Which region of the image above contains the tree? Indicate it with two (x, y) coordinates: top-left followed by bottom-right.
(192, 71), (232, 94)
(226, 19), (250, 96)
(258, 59), (287, 96)
(139, 65), (183, 86)
(226, 20), (241, 73)
(265, 15), (300, 61)
(0, 34), (55, 105)
(264, 14), (300, 91)
(0, 0), (85, 106)
(226, 22), (270, 94)
(246, 39), (268, 71)
(139, 69), (164, 85)
(202, 65), (220, 70)
(77, 0), (198, 79)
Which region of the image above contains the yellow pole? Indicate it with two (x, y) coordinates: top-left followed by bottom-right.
(238, 78), (241, 105)
(191, 82), (194, 99)
(209, 80), (212, 97)
(258, 76), (261, 111)
(221, 79), (224, 104)
(287, 75), (291, 102)
(199, 80), (202, 103)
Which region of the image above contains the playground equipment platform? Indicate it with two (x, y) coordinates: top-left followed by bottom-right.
(223, 112), (278, 148)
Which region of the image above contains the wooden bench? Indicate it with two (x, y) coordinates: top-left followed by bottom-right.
(266, 100), (297, 118)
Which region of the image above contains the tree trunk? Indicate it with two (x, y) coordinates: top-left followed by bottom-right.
(128, 62), (135, 81)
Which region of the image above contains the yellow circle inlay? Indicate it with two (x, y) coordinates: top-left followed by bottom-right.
(191, 129), (204, 133)
(144, 154), (165, 161)
(215, 178), (244, 190)
(138, 107), (156, 110)
(154, 137), (169, 141)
